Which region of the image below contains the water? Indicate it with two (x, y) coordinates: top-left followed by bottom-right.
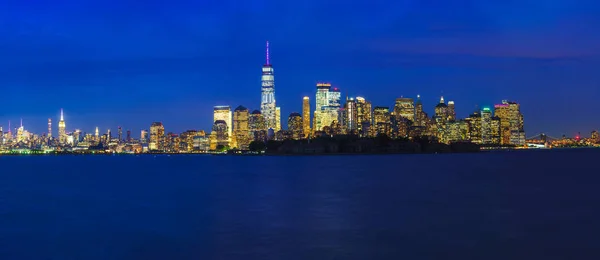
(1, 150), (599, 260)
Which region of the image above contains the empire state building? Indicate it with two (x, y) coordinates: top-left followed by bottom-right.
(260, 41), (276, 130)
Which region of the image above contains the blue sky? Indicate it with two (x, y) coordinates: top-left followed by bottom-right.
(0, 0), (599, 137)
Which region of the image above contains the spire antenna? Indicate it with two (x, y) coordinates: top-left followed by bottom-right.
(266, 40), (270, 65)
(60, 108), (64, 121)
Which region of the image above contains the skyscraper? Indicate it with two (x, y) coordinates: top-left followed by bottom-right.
(249, 110), (267, 142)
(466, 111), (482, 144)
(58, 109), (66, 144)
(434, 96), (448, 122)
(314, 82), (333, 132)
(47, 118), (52, 139)
(233, 106), (250, 150)
(316, 106), (339, 132)
(275, 107), (281, 132)
(328, 87), (341, 107)
(315, 83), (331, 110)
(414, 95), (427, 127)
(141, 129), (148, 143)
(212, 120), (229, 149)
(213, 106), (232, 138)
(126, 130), (131, 142)
(494, 100), (526, 145)
(356, 97), (372, 135)
(393, 97), (415, 122)
(481, 107), (494, 144)
(118, 126), (123, 142)
(261, 41), (277, 130)
(302, 96), (311, 137)
(345, 97), (358, 132)
(447, 101), (456, 121)
(149, 122), (165, 151)
(373, 106), (391, 136)
(288, 112), (303, 140)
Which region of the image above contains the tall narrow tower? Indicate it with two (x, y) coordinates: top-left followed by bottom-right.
(58, 109), (66, 144)
(47, 118), (52, 138)
(260, 41), (276, 130)
(302, 97), (311, 137)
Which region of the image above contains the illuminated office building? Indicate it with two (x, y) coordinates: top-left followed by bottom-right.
(328, 87), (341, 108)
(47, 118), (52, 139)
(481, 107), (495, 144)
(233, 105), (251, 150)
(494, 103), (511, 145)
(315, 106), (340, 131)
(287, 112), (303, 140)
(73, 129), (81, 144)
(434, 96), (448, 123)
(141, 130), (148, 143)
(261, 41), (277, 130)
(212, 120), (229, 148)
(592, 130), (599, 142)
(249, 110), (267, 142)
(494, 100), (525, 145)
(373, 106), (392, 136)
(95, 127), (99, 141)
(180, 130), (198, 152)
(214, 106), (232, 139)
(118, 126), (122, 142)
(316, 83), (331, 110)
(466, 111), (482, 144)
(394, 97), (415, 122)
(302, 97), (311, 137)
(193, 135), (210, 152)
(447, 101), (456, 121)
(16, 119), (24, 142)
(345, 97), (358, 132)
(356, 97), (372, 135)
(149, 122), (165, 151)
(491, 116), (501, 145)
(313, 83), (332, 132)
(446, 120), (469, 143)
(414, 95), (428, 127)
(275, 107), (281, 132)
(58, 108), (66, 144)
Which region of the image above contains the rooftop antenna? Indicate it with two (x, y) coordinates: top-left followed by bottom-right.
(266, 40), (270, 65)
(60, 108), (64, 121)
(20, 118), (22, 128)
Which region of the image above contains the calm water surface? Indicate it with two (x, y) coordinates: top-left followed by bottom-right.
(1, 150), (599, 259)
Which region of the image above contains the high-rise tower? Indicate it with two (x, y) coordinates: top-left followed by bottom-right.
(214, 106), (233, 138)
(261, 41), (277, 130)
(233, 106), (250, 150)
(47, 118), (52, 138)
(58, 109), (66, 144)
(275, 107), (281, 132)
(302, 97), (311, 137)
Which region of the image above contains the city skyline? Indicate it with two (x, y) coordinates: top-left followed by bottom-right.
(1, 1), (600, 137)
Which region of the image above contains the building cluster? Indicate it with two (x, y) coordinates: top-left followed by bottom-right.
(1, 41), (596, 154)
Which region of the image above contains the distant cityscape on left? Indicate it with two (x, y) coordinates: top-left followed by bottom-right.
(1, 41), (599, 155)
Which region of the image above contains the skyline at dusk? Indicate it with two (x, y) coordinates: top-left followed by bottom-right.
(1, 1), (599, 137)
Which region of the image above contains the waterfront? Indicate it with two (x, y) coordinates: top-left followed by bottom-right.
(1, 149), (599, 259)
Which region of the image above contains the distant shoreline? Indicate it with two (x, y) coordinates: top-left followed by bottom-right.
(1, 146), (597, 157)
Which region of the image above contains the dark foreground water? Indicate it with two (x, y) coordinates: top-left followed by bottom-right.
(1, 149), (599, 260)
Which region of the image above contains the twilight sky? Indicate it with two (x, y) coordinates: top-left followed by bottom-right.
(1, 0), (599, 137)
